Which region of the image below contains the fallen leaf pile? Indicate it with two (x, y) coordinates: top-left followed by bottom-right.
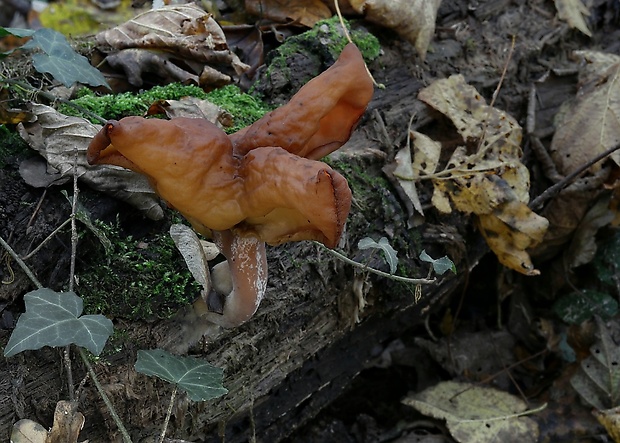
(530, 50), (620, 268)
(244, 0), (332, 27)
(393, 75), (549, 275)
(95, 4), (249, 88)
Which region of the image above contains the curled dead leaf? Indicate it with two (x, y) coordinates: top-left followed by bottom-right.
(477, 201), (549, 276)
(17, 104), (163, 219)
(96, 4), (249, 88)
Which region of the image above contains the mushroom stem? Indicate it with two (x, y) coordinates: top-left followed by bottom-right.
(206, 230), (268, 327)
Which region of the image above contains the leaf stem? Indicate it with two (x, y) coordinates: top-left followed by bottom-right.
(158, 386), (177, 443)
(20, 218), (71, 260)
(315, 242), (436, 285)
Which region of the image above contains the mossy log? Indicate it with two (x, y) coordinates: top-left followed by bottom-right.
(0, 38), (495, 443)
(0, 104), (485, 443)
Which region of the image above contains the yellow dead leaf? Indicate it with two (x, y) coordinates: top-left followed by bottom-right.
(554, 0), (592, 37)
(418, 76), (524, 186)
(594, 406), (620, 443)
(477, 201), (549, 276)
(550, 51), (620, 175)
(434, 172), (509, 215)
(348, 0), (440, 60)
(392, 75), (548, 275)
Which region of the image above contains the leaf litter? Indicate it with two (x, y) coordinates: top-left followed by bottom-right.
(392, 74), (549, 275)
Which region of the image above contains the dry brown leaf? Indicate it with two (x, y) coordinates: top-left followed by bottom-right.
(550, 51), (620, 175)
(10, 419), (47, 443)
(105, 49), (214, 88)
(403, 381), (543, 443)
(46, 400), (84, 443)
(393, 75), (548, 275)
(554, 0), (592, 37)
(393, 130), (441, 215)
(477, 201), (549, 276)
(531, 180), (602, 260)
(348, 0), (440, 60)
(146, 96), (233, 129)
(96, 4), (249, 87)
(17, 104), (163, 219)
(245, 0), (332, 27)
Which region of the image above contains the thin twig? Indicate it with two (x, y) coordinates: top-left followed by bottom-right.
(26, 189), (47, 229)
(529, 142), (620, 210)
(69, 148), (80, 293)
(158, 386), (177, 443)
(489, 35), (516, 108)
(64, 148), (81, 402)
(21, 218), (71, 260)
(315, 242), (436, 285)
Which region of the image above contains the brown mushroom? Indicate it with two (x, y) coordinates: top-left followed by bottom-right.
(87, 43), (373, 327)
(230, 43), (374, 160)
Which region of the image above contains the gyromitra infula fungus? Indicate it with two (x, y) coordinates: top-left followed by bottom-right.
(87, 43), (373, 327)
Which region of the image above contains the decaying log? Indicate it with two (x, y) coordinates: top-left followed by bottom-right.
(0, 39), (490, 442)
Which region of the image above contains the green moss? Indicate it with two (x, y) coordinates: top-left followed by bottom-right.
(0, 125), (30, 168)
(77, 220), (200, 321)
(60, 83), (271, 132)
(277, 16), (380, 63)
(257, 16), (380, 100)
(206, 85), (273, 133)
(328, 159), (390, 206)
(60, 83), (210, 122)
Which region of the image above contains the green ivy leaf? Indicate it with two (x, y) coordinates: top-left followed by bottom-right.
(358, 237), (398, 274)
(0, 27), (36, 38)
(3, 288), (113, 357)
(135, 349), (228, 402)
(419, 250), (456, 275)
(21, 28), (109, 88)
(553, 290), (618, 325)
(0, 27), (35, 59)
